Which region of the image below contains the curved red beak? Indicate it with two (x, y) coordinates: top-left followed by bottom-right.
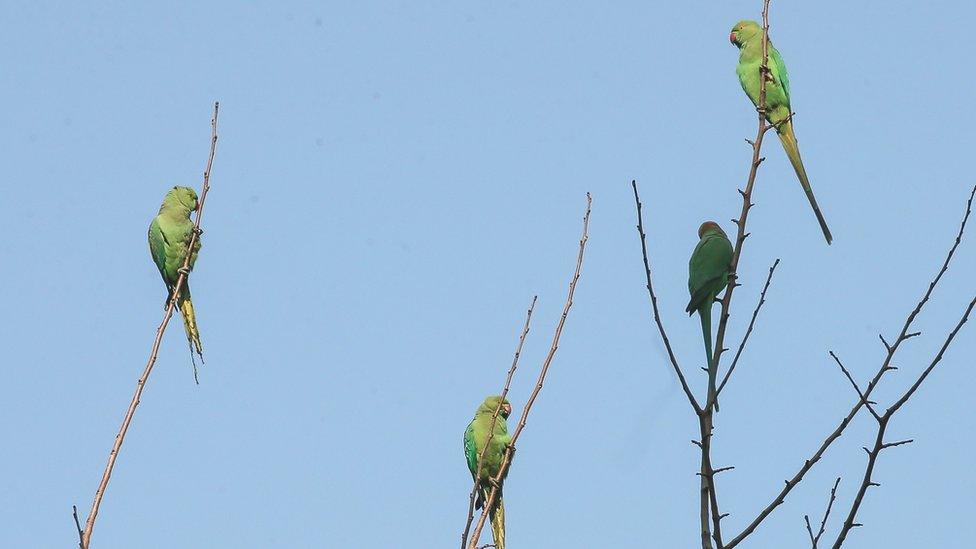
(729, 31), (737, 45)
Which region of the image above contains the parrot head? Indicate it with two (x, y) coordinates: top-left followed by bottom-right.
(698, 221), (727, 239)
(478, 396), (512, 419)
(730, 20), (762, 48)
(166, 186), (200, 211)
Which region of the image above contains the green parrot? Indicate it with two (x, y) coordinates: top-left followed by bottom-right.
(148, 186), (204, 381)
(464, 396), (513, 549)
(731, 20), (833, 244)
(686, 221), (733, 412)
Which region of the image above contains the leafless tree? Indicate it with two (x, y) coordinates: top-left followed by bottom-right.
(632, 2), (975, 547)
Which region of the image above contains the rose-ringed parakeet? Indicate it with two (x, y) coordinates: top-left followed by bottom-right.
(687, 222), (733, 412)
(464, 396), (512, 549)
(148, 186), (204, 382)
(731, 20), (833, 244)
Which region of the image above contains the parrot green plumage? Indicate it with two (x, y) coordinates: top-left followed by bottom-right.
(731, 20), (833, 244)
(464, 396), (512, 549)
(687, 221), (733, 412)
(148, 186), (204, 382)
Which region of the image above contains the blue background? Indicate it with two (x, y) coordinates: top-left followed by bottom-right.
(1, 1), (974, 547)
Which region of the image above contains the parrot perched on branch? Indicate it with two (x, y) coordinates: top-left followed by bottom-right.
(687, 221), (733, 412)
(464, 395), (513, 549)
(148, 186), (204, 382)
(731, 19), (833, 244)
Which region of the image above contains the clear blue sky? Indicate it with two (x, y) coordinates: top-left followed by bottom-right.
(2, 1), (974, 547)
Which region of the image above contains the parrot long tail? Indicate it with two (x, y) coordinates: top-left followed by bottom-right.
(177, 284), (204, 383)
(488, 490), (505, 549)
(699, 304), (719, 412)
(776, 123), (833, 245)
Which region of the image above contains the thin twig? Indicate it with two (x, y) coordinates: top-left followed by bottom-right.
(460, 296), (537, 549)
(804, 477), (840, 548)
(632, 180), (701, 414)
(716, 258), (779, 397)
(72, 505), (84, 549)
(467, 193), (591, 549)
(828, 352), (881, 421)
(77, 103), (219, 548)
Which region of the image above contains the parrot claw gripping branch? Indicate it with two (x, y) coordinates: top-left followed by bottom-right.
(73, 102), (219, 549)
(633, 2), (976, 548)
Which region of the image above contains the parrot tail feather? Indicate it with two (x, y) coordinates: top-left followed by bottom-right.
(699, 305), (719, 412)
(489, 492), (505, 549)
(776, 124), (833, 245)
(178, 287), (204, 383)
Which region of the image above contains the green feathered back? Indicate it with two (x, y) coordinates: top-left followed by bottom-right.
(463, 396), (511, 549)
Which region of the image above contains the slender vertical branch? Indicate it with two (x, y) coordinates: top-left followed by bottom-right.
(706, 0), (773, 411)
(632, 180), (701, 414)
(77, 102), (219, 548)
(467, 193), (591, 549)
(701, 413), (724, 549)
(460, 296), (537, 549)
(72, 505), (84, 549)
(694, 3), (774, 548)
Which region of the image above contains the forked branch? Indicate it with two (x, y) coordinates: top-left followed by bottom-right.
(459, 296), (537, 549)
(467, 194), (591, 549)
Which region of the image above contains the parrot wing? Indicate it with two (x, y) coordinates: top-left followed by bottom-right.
(464, 420), (488, 510)
(148, 217), (170, 285)
(769, 45), (790, 101)
(464, 422), (478, 478)
(686, 236), (733, 313)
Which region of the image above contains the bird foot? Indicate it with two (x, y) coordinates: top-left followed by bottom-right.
(193, 227), (204, 236)
(177, 266), (190, 276)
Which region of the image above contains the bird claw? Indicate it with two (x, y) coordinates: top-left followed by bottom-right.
(178, 266), (190, 276)
(193, 227), (204, 236)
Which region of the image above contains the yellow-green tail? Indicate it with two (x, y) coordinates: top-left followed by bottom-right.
(178, 287), (204, 383)
(776, 123), (833, 244)
(488, 491), (505, 549)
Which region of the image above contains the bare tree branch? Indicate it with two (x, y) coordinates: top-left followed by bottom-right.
(804, 477), (840, 548)
(701, 413), (725, 549)
(632, 180), (701, 414)
(76, 102), (219, 548)
(727, 184), (975, 548)
(696, 3), (776, 548)
(832, 292), (975, 548)
(460, 296), (537, 549)
(716, 258), (779, 397)
(467, 193), (591, 549)
(828, 351), (881, 421)
(72, 505), (84, 549)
